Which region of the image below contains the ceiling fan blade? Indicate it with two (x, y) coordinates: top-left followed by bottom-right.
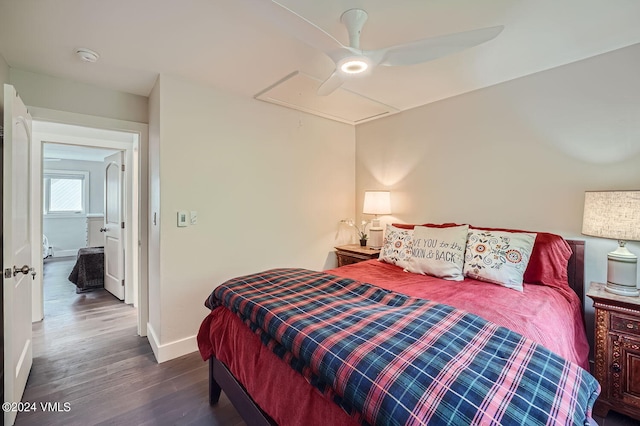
(247, 0), (345, 54)
(317, 70), (345, 96)
(377, 25), (504, 67)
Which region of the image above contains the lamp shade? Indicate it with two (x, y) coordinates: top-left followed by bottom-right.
(363, 191), (391, 215)
(582, 191), (640, 241)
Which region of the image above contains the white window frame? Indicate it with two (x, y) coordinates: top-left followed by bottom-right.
(43, 169), (89, 217)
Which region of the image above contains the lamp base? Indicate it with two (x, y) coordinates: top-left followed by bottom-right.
(605, 283), (640, 297)
(606, 243), (639, 297)
(369, 227), (384, 249)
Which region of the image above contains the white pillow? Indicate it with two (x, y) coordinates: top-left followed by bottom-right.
(378, 225), (414, 269)
(463, 229), (536, 291)
(404, 225), (469, 281)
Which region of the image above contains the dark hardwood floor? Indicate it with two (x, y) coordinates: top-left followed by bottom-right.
(15, 257), (244, 426)
(14, 257), (638, 426)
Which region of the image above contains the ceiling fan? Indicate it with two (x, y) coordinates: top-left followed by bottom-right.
(250, 1), (504, 95)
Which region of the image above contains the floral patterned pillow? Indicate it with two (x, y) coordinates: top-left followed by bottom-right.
(463, 229), (536, 291)
(378, 224), (414, 269)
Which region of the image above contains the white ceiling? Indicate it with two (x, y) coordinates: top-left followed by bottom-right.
(42, 143), (119, 162)
(1, 0), (639, 123)
(36, 121), (131, 161)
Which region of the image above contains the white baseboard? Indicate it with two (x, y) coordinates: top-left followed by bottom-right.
(146, 323), (198, 363)
(53, 249), (78, 258)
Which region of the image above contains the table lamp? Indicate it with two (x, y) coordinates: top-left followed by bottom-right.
(363, 190), (391, 249)
(582, 190), (640, 296)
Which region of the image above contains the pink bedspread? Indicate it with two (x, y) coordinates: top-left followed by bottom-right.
(327, 260), (590, 369)
(198, 260), (590, 425)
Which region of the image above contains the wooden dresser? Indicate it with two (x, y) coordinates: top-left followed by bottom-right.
(587, 282), (640, 420)
(335, 244), (381, 267)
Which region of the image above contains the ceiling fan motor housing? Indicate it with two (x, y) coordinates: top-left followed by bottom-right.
(340, 8), (368, 49)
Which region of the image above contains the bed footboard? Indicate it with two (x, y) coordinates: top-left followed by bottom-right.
(209, 357), (275, 426)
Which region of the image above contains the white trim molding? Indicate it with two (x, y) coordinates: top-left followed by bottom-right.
(146, 323), (198, 363)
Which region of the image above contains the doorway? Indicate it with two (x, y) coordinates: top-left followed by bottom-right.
(29, 112), (148, 337)
(42, 143), (124, 300)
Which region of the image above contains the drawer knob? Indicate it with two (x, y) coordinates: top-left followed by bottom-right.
(627, 323), (634, 329)
(611, 363), (621, 373)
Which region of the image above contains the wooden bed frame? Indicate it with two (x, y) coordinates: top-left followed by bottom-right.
(208, 239), (586, 426)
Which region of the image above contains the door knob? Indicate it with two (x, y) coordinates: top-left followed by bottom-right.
(100, 227), (107, 232)
(13, 265), (34, 277)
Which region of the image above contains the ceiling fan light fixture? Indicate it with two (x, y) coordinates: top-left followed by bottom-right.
(339, 58), (369, 74)
(259, 3), (504, 96)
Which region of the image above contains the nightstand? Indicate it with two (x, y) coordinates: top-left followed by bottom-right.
(587, 282), (640, 420)
(335, 244), (381, 267)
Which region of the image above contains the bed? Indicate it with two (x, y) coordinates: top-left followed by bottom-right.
(68, 246), (105, 292)
(197, 225), (599, 425)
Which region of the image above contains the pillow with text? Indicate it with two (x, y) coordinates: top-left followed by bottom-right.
(405, 225), (469, 280)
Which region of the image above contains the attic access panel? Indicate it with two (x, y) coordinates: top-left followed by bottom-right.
(255, 71), (398, 125)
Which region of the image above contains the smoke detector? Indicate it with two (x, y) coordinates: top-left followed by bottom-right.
(75, 48), (99, 63)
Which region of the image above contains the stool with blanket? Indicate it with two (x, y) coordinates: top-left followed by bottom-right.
(68, 247), (105, 292)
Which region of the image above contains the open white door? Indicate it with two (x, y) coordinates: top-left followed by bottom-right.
(3, 84), (34, 425)
(103, 151), (125, 300)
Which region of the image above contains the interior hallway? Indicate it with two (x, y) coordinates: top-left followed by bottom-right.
(14, 257), (243, 426)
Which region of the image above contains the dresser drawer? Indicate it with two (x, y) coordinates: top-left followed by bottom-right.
(611, 313), (640, 336)
(338, 254), (364, 267)
(335, 245), (380, 268)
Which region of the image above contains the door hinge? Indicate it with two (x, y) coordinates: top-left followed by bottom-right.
(121, 222), (125, 229)
(121, 279), (125, 286)
(121, 164), (125, 172)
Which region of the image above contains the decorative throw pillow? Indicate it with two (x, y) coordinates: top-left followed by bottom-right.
(404, 225), (469, 281)
(378, 225), (414, 269)
(469, 226), (572, 291)
(463, 229), (536, 291)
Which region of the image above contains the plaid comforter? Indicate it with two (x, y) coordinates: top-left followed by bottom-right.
(207, 268), (600, 426)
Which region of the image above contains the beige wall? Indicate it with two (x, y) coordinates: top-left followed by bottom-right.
(356, 44), (640, 350)
(9, 69), (148, 123)
(0, 54), (9, 112)
(148, 74), (355, 360)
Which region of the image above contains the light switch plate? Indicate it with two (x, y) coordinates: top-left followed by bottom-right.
(190, 211), (198, 225)
(177, 210), (188, 227)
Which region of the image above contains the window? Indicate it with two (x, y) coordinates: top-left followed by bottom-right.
(43, 170), (89, 215)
